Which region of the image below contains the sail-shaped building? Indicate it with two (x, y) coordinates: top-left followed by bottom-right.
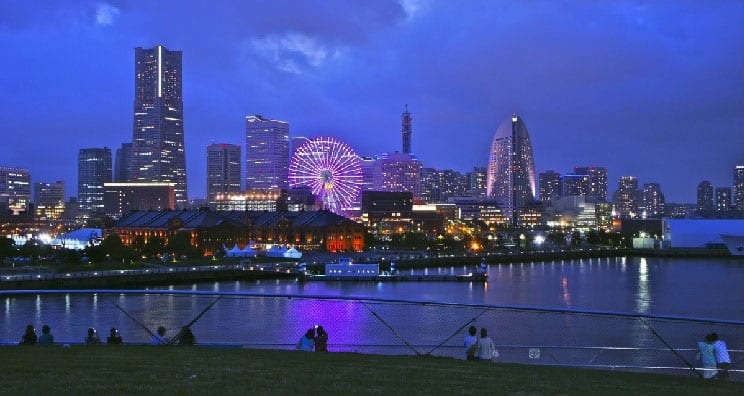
(486, 114), (536, 225)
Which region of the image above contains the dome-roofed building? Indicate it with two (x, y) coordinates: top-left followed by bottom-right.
(486, 114), (536, 225)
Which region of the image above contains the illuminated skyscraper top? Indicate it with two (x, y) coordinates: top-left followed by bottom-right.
(401, 105), (412, 154)
(130, 45), (187, 206)
(486, 114), (536, 225)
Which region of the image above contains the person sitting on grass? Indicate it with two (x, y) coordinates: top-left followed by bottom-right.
(175, 326), (196, 346)
(38, 325), (54, 346)
(85, 328), (100, 345)
(20, 324), (37, 345)
(464, 326), (479, 361)
(107, 328), (123, 345)
(314, 325), (328, 352)
(296, 328), (315, 351)
(477, 328), (497, 362)
(151, 326), (167, 345)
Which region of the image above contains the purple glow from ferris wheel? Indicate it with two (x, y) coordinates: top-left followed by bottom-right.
(288, 137), (362, 216)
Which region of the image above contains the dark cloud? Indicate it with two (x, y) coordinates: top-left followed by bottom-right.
(0, 0), (742, 202)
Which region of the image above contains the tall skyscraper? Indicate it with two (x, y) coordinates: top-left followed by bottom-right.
(0, 166), (31, 214)
(562, 173), (591, 197)
(486, 114), (536, 225)
(466, 167), (487, 197)
(130, 45), (187, 206)
(34, 181), (65, 221)
(114, 142), (132, 182)
(207, 143), (241, 206)
(373, 152), (422, 198)
(538, 170), (562, 202)
(401, 104), (412, 154)
(734, 165), (744, 211)
(78, 148), (112, 215)
(716, 187), (732, 212)
(641, 182), (665, 218)
(697, 180), (714, 213)
(245, 115), (289, 190)
(574, 166), (608, 202)
(612, 176), (639, 218)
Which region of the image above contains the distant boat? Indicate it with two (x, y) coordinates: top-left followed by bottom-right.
(720, 234), (744, 256)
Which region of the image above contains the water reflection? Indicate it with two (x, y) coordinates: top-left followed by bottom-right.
(636, 258), (650, 313)
(561, 276), (572, 308)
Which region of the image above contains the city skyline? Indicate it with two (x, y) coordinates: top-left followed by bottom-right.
(0, 1), (742, 202)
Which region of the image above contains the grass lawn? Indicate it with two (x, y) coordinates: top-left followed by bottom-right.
(0, 346), (739, 395)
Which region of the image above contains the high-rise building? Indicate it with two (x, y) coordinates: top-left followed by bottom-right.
(734, 165), (744, 212)
(206, 143), (241, 207)
(419, 168), (466, 203)
(0, 167), (31, 214)
(697, 180), (714, 213)
(716, 187), (732, 212)
(486, 114), (536, 225)
(440, 170), (467, 201)
(641, 182), (665, 218)
(539, 170), (562, 202)
(359, 156), (377, 192)
(130, 45), (187, 206)
(103, 182), (175, 218)
(420, 167), (440, 203)
(245, 115), (289, 190)
(574, 166), (608, 202)
(34, 181), (65, 221)
(373, 152), (422, 198)
(78, 148), (112, 216)
(401, 105), (412, 154)
(114, 142), (132, 182)
(562, 173), (591, 197)
(466, 167), (487, 197)
(612, 176), (639, 218)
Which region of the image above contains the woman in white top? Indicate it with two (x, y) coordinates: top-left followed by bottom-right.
(477, 327), (496, 361)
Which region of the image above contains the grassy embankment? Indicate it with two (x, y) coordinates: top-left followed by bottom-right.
(0, 346), (739, 395)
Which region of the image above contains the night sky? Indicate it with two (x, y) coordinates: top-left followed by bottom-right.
(1, 0), (742, 203)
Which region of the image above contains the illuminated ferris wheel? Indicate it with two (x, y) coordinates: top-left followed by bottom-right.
(288, 137), (362, 216)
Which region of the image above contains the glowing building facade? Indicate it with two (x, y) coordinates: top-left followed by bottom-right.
(245, 115), (289, 190)
(34, 181), (65, 221)
(373, 152), (422, 199)
(78, 148), (112, 216)
(207, 143), (241, 207)
(486, 114), (536, 225)
(0, 167), (31, 214)
(130, 45), (187, 206)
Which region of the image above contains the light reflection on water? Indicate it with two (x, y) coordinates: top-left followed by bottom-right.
(0, 257), (742, 363)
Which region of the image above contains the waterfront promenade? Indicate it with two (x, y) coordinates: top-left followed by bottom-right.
(0, 246), (737, 290)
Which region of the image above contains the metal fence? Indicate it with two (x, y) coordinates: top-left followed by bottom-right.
(1, 290), (742, 381)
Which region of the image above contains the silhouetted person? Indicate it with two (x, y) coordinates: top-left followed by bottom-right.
(107, 327), (123, 345)
(20, 324), (37, 345)
(151, 326), (167, 345)
(85, 327), (100, 345)
(176, 326), (196, 346)
(38, 325), (54, 346)
(314, 325), (328, 352)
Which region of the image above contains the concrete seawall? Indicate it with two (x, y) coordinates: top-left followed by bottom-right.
(0, 269), (295, 290)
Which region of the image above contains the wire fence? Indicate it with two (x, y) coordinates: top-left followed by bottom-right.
(1, 290), (742, 381)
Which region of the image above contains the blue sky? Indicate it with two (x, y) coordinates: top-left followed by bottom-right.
(1, 0), (742, 202)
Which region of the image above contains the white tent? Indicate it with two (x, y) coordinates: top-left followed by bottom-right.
(283, 247), (302, 259)
(239, 245), (257, 257)
(266, 245), (287, 257)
